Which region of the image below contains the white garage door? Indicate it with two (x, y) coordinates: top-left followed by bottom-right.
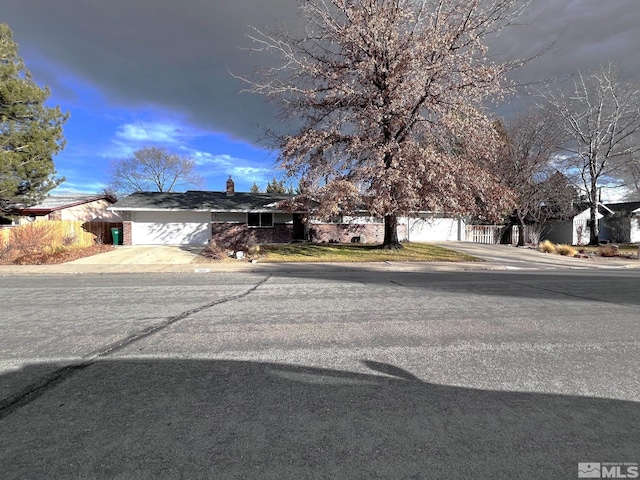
(407, 216), (462, 242)
(132, 211), (211, 245)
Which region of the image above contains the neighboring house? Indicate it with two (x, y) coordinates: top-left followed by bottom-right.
(109, 178), (466, 246)
(5, 194), (119, 225)
(599, 201), (640, 244)
(543, 201), (640, 245)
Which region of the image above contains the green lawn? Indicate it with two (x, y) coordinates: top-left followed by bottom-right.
(258, 242), (480, 263)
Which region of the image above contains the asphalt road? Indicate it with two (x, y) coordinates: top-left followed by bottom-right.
(1, 269), (639, 479)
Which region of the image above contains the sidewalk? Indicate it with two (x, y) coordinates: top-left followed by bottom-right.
(1, 243), (639, 275)
(436, 242), (640, 271)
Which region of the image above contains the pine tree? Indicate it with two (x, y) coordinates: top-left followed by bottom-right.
(250, 181), (261, 193)
(1, 23), (68, 211)
(265, 178), (288, 194)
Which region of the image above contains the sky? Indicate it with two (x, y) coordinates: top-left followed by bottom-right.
(2, 0), (640, 198)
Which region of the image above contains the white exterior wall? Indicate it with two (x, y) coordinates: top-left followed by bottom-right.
(400, 215), (465, 242)
(212, 212), (245, 223)
(131, 211), (211, 245)
(60, 199), (120, 221)
(631, 215), (640, 243)
(274, 213), (294, 224)
(572, 208), (603, 245)
(341, 215), (383, 224)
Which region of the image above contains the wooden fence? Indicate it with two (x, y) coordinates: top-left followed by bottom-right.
(0, 220), (97, 249)
(82, 221), (123, 244)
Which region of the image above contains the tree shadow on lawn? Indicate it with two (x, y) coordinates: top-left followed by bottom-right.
(1, 358), (638, 479)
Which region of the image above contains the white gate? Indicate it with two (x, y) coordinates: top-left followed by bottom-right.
(465, 225), (503, 244)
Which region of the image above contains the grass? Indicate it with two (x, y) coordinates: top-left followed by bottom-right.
(257, 242), (480, 263)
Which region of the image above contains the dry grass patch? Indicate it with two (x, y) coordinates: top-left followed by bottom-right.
(258, 242), (479, 263)
(555, 244), (578, 256)
(538, 240), (556, 253)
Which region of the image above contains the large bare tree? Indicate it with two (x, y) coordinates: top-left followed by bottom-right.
(494, 110), (573, 246)
(107, 146), (204, 194)
(542, 64), (640, 245)
(241, 0), (529, 247)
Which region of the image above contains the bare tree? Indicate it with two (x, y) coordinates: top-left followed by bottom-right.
(107, 146), (204, 194)
(240, 0), (529, 248)
(619, 160), (640, 200)
(542, 63), (640, 245)
(494, 110), (573, 246)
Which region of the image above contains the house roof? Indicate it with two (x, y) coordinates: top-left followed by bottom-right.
(109, 191), (295, 212)
(603, 201), (640, 214)
(12, 194), (113, 214)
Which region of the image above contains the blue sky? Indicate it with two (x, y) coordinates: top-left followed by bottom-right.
(32, 59), (279, 195)
(4, 0), (640, 200)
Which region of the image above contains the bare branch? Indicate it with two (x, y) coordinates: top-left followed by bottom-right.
(540, 63), (640, 242)
(107, 146), (204, 195)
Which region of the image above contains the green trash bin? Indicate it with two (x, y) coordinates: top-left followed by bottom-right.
(111, 227), (121, 245)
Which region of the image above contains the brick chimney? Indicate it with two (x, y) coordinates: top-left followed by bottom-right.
(226, 176), (235, 196)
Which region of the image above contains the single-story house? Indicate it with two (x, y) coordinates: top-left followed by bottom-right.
(543, 201), (640, 245)
(600, 201), (640, 243)
(3, 193), (119, 225)
(109, 178), (467, 246)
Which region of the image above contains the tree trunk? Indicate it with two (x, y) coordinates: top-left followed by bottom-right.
(382, 214), (402, 249)
(589, 181), (599, 246)
(517, 221), (525, 247)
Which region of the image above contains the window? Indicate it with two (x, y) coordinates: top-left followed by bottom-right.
(248, 212), (273, 228)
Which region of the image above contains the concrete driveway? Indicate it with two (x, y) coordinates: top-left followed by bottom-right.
(66, 245), (202, 265)
(437, 241), (640, 270)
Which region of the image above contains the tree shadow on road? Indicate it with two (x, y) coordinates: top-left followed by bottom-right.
(1, 358), (638, 479)
(259, 267), (640, 307)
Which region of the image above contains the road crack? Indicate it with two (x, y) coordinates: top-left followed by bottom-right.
(0, 275), (271, 419)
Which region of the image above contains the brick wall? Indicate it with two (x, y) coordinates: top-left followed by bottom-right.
(308, 222), (407, 243)
(211, 223), (293, 246)
(123, 221), (132, 246)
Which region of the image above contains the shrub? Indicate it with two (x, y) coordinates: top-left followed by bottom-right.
(9, 222), (56, 255)
(0, 221), (97, 264)
(598, 245), (619, 257)
(555, 244), (577, 256)
(201, 240), (228, 260)
(539, 240), (555, 253)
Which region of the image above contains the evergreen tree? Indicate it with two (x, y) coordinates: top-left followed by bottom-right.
(0, 24), (68, 211)
(265, 177), (289, 194)
(250, 181), (261, 193)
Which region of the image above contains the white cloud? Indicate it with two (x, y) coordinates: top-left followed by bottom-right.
(53, 181), (107, 194)
(115, 121), (190, 144)
(229, 166), (272, 183)
(182, 149), (273, 184)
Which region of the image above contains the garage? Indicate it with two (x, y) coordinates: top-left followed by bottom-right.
(405, 215), (465, 242)
(131, 211), (211, 245)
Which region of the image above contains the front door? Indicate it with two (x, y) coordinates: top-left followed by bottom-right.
(292, 213), (305, 240)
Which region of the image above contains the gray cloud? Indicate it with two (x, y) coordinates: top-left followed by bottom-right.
(4, 0), (640, 143)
